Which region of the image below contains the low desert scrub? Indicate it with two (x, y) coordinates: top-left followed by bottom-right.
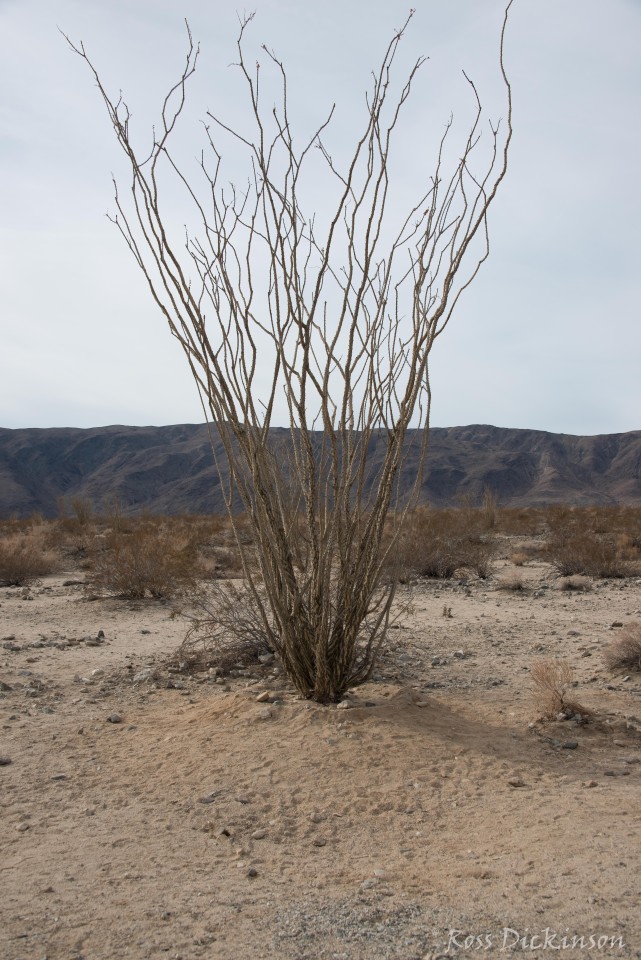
(0, 530), (58, 586)
(558, 575), (592, 592)
(510, 551), (529, 567)
(530, 658), (592, 720)
(496, 572), (526, 591)
(604, 622), (641, 673)
(87, 524), (202, 599)
(175, 581), (272, 672)
(391, 507), (495, 580)
(545, 506), (641, 578)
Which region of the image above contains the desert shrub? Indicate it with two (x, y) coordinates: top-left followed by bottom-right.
(557, 575), (592, 592)
(510, 551), (528, 566)
(604, 622), (641, 673)
(391, 507), (495, 580)
(0, 531), (58, 586)
(530, 659), (592, 720)
(495, 507), (546, 537)
(176, 580), (273, 671)
(544, 507), (636, 577)
(87, 524), (201, 599)
(496, 572), (525, 591)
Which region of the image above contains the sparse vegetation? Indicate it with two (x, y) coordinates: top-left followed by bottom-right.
(530, 658), (592, 720)
(604, 622), (641, 673)
(87, 523), (203, 599)
(0, 529), (57, 586)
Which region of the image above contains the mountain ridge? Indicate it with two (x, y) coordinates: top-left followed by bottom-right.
(1, 423), (640, 517)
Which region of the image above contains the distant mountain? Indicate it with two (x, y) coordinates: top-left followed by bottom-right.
(1, 423), (640, 517)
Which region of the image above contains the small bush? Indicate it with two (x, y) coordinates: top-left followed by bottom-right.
(530, 659), (591, 720)
(558, 575), (592, 592)
(88, 524), (201, 599)
(510, 551), (529, 567)
(0, 531), (57, 586)
(496, 573), (525, 591)
(604, 622), (641, 673)
(392, 507), (495, 580)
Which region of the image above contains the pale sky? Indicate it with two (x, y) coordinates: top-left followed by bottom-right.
(1, 0), (640, 436)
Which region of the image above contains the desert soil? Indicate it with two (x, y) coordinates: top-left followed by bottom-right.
(1, 548), (640, 960)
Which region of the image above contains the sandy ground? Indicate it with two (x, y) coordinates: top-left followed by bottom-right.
(1, 550), (641, 960)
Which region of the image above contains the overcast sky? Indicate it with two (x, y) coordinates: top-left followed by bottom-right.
(1, 0), (640, 436)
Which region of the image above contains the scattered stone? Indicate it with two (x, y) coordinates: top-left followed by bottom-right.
(0, 756), (12, 766)
(91, 669), (104, 678)
(16, 822), (29, 832)
(256, 707), (273, 720)
(561, 741), (579, 750)
(247, 867), (258, 878)
(336, 700), (351, 710)
(251, 829), (267, 840)
(309, 812), (324, 823)
(50, 774), (68, 781)
(255, 691), (271, 703)
(133, 668), (153, 684)
(216, 827), (232, 838)
(141, 629), (151, 635)
(311, 837), (327, 847)
(199, 791), (222, 804)
(584, 780), (598, 788)
(604, 770), (630, 777)
(106, 713), (122, 724)
(0, 680), (12, 691)
(611, 622), (624, 629)
(508, 777), (526, 788)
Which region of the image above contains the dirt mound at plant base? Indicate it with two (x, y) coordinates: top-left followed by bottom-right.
(1, 569), (641, 958)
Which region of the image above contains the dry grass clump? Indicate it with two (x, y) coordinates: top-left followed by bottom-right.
(530, 658), (592, 720)
(558, 575), (592, 592)
(510, 551), (529, 567)
(496, 572), (526, 591)
(604, 622), (641, 674)
(87, 523), (203, 599)
(0, 529), (58, 586)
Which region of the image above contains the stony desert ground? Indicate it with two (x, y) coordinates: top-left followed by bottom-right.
(1, 540), (641, 959)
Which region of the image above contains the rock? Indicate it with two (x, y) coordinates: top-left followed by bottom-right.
(508, 777), (526, 788)
(0, 680), (12, 691)
(247, 867), (258, 878)
(561, 741), (579, 750)
(311, 837), (327, 847)
(309, 812), (323, 823)
(199, 791), (222, 804)
(604, 770), (630, 777)
(133, 668), (153, 684)
(255, 691), (271, 703)
(0, 756), (12, 766)
(256, 707), (273, 720)
(251, 829), (267, 840)
(336, 700), (351, 709)
(91, 669), (105, 678)
(107, 713), (122, 724)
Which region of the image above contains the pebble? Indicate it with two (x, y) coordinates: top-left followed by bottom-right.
(508, 777), (526, 788)
(16, 822), (29, 832)
(107, 713), (123, 724)
(251, 829), (267, 840)
(255, 691), (271, 703)
(311, 837), (327, 847)
(0, 756), (12, 766)
(561, 741), (579, 750)
(256, 707), (272, 720)
(247, 868), (258, 878)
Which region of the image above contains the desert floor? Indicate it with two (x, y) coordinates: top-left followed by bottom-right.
(1, 549), (640, 959)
